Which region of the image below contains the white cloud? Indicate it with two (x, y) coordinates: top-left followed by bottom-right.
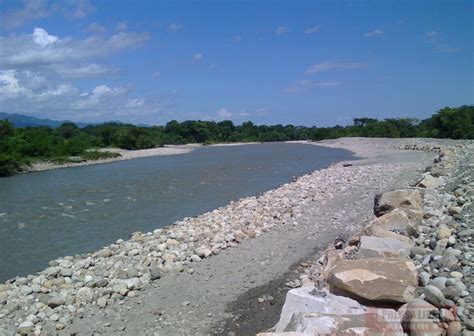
(167, 23), (183, 32)
(0, 0), (95, 29)
(55, 64), (113, 78)
(32, 27), (59, 47)
(424, 31), (459, 53)
(364, 29), (384, 37)
(115, 21), (128, 32)
(69, 0), (95, 19)
(0, 69), (164, 121)
(85, 23), (106, 34)
(275, 26), (289, 36)
(126, 98), (145, 108)
(0, 70), (27, 97)
(304, 25), (320, 34)
(0, 0), (53, 30)
(283, 80), (342, 94)
(192, 53), (203, 62)
(0, 28), (149, 72)
(217, 108), (232, 118)
(152, 72), (161, 79)
(305, 60), (367, 74)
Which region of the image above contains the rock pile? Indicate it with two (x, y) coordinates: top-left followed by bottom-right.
(261, 143), (473, 335)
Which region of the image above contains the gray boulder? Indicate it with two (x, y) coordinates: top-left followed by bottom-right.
(274, 284), (364, 332)
(283, 310), (403, 335)
(374, 189), (423, 218)
(358, 236), (411, 259)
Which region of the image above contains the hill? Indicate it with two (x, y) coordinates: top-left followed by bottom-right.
(0, 112), (92, 128)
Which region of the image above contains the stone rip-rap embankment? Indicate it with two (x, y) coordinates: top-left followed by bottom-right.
(259, 141), (474, 335)
(0, 138), (471, 335)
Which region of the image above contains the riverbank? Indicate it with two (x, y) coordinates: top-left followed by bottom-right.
(27, 144), (200, 173)
(0, 138), (470, 335)
(259, 139), (473, 335)
(20, 138), (452, 174)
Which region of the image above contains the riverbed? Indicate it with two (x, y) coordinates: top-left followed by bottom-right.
(0, 143), (352, 282)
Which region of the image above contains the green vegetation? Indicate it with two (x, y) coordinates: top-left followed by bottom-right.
(0, 105), (472, 176)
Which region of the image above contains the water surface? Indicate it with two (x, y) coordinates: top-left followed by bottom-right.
(0, 143), (353, 281)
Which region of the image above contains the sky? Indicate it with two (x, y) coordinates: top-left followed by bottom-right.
(0, 0), (472, 126)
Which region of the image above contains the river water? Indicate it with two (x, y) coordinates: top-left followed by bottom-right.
(0, 143), (353, 282)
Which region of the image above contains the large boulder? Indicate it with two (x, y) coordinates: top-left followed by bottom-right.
(367, 209), (419, 238)
(360, 224), (413, 246)
(273, 284), (365, 332)
(374, 189), (423, 223)
(320, 249), (345, 279)
(358, 236), (411, 259)
(282, 310), (403, 335)
(327, 259), (417, 304)
(416, 174), (445, 189)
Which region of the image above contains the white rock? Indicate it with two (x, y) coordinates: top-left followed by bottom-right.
(274, 283), (365, 332)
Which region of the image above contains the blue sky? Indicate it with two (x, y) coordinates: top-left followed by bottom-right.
(0, 0), (472, 126)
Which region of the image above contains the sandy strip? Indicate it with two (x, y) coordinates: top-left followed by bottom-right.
(27, 144), (200, 172)
(207, 142), (262, 147)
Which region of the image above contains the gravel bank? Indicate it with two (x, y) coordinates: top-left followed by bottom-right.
(259, 140), (473, 335)
(27, 144), (199, 173)
(0, 138), (465, 335)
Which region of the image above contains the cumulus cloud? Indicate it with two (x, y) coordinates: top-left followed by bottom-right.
(217, 108), (232, 118)
(32, 27), (59, 47)
(283, 80), (341, 94)
(305, 60), (367, 74)
(0, 27), (149, 71)
(275, 26), (289, 36)
(0, 0), (53, 30)
(364, 29), (384, 37)
(192, 53), (203, 62)
(0, 70), (162, 121)
(0, 25), (158, 122)
(167, 23), (183, 32)
(304, 25), (320, 34)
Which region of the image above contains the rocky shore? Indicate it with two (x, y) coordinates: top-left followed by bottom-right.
(261, 141), (473, 335)
(0, 138), (471, 335)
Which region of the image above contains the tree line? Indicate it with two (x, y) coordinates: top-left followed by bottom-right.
(0, 105), (472, 176)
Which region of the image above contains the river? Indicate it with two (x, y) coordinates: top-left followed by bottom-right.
(0, 143), (353, 282)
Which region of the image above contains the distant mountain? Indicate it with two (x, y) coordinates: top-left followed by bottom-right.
(0, 112), (91, 128)
(0, 113), (150, 128)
